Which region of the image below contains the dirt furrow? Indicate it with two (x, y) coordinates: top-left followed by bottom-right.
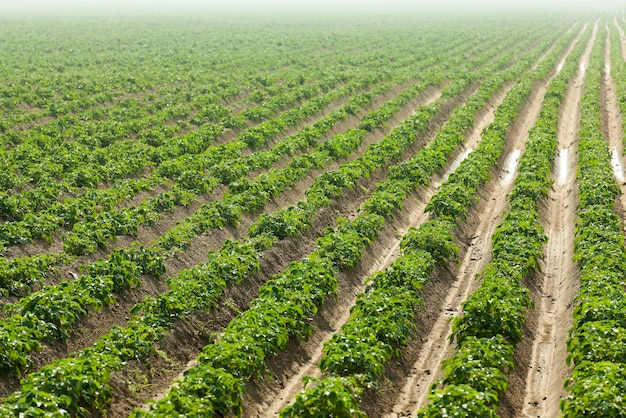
(506, 24), (594, 418)
(385, 32), (582, 417)
(616, 18), (626, 60)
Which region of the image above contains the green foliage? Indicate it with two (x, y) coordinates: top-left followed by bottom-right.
(438, 336), (513, 400)
(562, 24), (626, 415)
(561, 361), (626, 417)
(401, 218), (458, 262)
(418, 384), (498, 417)
(280, 377), (367, 418)
(420, 21), (588, 415)
(0, 14), (587, 417)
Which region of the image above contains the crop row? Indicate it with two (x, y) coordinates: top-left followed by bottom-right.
(418, 23), (590, 416)
(134, 23), (572, 417)
(0, 29), (504, 412)
(613, 20), (626, 149)
(0, 51), (482, 416)
(560, 24), (626, 416)
(281, 21), (582, 418)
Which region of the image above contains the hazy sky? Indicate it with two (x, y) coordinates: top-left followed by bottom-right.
(0, 0), (621, 16)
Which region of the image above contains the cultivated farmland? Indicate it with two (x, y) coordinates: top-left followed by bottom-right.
(0, 13), (625, 417)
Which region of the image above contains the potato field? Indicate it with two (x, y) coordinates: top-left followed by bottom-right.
(1, 12), (626, 417)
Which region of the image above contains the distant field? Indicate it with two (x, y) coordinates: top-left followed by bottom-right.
(0, 14), (625, 417)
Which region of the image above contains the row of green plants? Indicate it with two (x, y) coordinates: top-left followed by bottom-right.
(0, 81), (380, 298)
(0, 74), (353, 227)
(0, 79), (400, 371)
(419, 23), (590, 416)
(0, 63), (453, 378)
(279, 22), (580, 418)
(0, 38), (501, 415)
(560, 24), (626, 416)
(132, 26), (564, 416)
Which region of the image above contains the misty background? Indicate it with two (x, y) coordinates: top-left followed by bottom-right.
(1, 0), (622, 16)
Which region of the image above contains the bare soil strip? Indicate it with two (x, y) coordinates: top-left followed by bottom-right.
(508, 24), (595, 418)
(611, 148), (625, 182)
(614, 18), (626, 61)
(386, 28), (583, 418)
(556, 148), (569, 186)
(499, 148), (521, 185)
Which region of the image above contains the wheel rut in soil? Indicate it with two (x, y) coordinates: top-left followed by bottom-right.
(384, 25), (584, 418)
